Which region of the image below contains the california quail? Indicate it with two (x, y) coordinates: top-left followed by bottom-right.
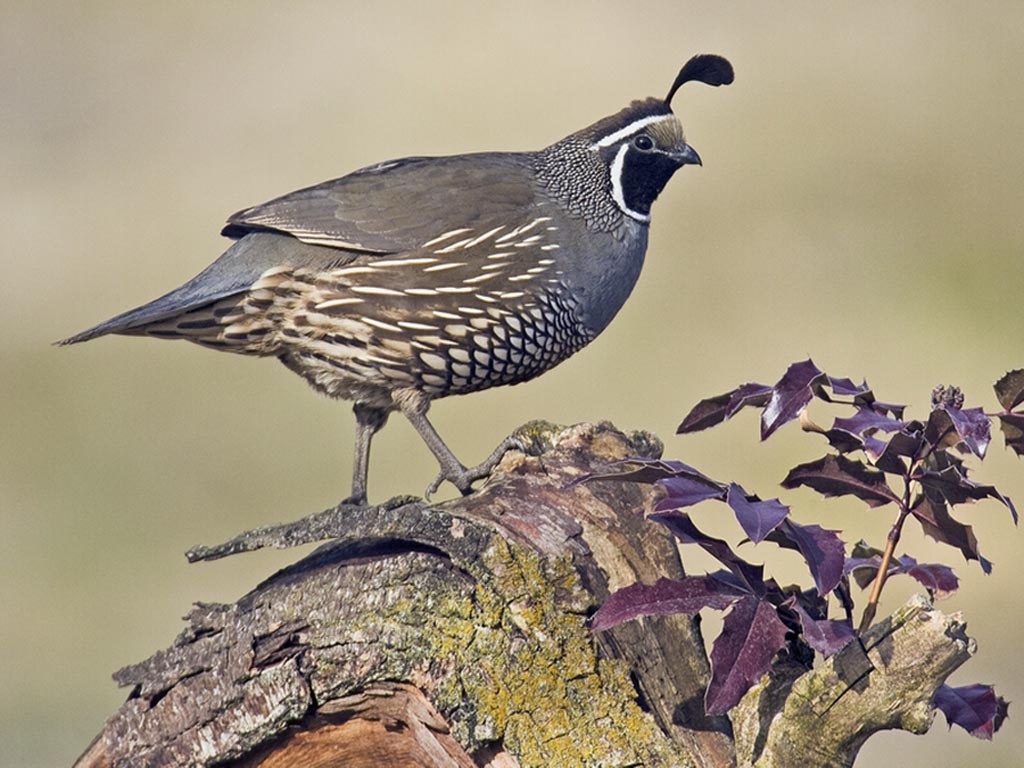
(61, 54), (734, 504)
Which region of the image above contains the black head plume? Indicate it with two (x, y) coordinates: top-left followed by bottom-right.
(665, 54), (734, 106)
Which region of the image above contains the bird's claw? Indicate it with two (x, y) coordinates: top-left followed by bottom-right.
(423, 434), (526, 500)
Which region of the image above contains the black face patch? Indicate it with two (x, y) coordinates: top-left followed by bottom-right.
(618, 147), (682, 218)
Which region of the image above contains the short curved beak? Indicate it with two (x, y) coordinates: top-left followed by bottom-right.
(674, 143), (702, 167)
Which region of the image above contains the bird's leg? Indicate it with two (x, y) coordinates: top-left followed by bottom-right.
(343, 403), (390, 505)
(396, 390), (521, 499)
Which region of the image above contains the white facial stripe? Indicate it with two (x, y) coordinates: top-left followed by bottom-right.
(591, 113), (673, 150)
(608, 144), (651, 223)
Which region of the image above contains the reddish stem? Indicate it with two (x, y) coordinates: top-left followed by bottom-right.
(858, 482), (913, 634)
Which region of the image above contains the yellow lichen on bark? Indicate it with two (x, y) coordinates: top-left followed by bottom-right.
(431, 533), (684, 765)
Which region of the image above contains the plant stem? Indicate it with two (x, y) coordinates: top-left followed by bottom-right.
(858, 484), (913, 634)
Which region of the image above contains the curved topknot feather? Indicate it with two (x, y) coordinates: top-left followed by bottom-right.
(666, 54), (735, 106)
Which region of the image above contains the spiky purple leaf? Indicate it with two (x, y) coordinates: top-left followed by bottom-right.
(948, 406), (992, 459)
(726, 383), (775, 418)
(823, 428), (867, 454)
(831, 409), (905, 438)
(870, 400), (907, 419)
(761, 359), (827, 440)
(825, 376), (872, 399)
(591, 575), (747, 631)
(934, 683), (1009, 740)
(570, 457), (709, 487)
(677, 382), (773, 434)
(919, 464), (1017, 523)
(846, 553), (959, 598)
(994, 369), (1024, 411)
(995, 412), (1024, 458)
(926, 404), (991, 459)
(869, 429), (925, 475)
(824, 408), (906, 459)
(654, 475), (727, 512)
(782, 454), (898, 508)
(911, 497), (993, 573)
(766, 519), (846, 595)
(705, 595), (789, 715)
(904, 560), (959, 598)
(651, 511), (766, 594)
(725, 484), (789, 543)
(789, 600), (856, 657)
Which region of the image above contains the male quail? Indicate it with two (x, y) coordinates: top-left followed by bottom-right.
(61, 54), (734, 504)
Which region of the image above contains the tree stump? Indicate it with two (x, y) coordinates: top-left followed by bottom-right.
(74, 422), (974, 767)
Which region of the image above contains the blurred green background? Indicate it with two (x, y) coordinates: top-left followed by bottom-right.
(3, 2), (1022, 766)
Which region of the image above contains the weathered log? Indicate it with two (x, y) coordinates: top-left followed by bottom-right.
(74, 422), (973, 767)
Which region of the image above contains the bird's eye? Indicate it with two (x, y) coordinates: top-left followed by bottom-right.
(632, 134), (654, 151)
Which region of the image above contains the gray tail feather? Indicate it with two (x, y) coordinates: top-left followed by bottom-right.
(57, 232), (360, 346)
(57, 233), (322, 345)
(56, 280), (247, 345)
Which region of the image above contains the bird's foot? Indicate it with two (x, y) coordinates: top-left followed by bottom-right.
(425, 435), (526, 500)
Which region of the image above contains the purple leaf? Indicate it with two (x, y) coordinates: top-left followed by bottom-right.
(860, 434), (885, 456)
(948, 407), (992, 459)
(994, 369), (1024, 411)
(995, 412), (1024, 458)
(677, 382), (773, 434)
(845, 553), (959, 598)
(591, 575), (747, 631)
(927, 405), (991, 459)
(707, 569), (756, 596)
(705, 596), (789, 715)
(826, 376), (872, 399)
(869, 400), (907, 419)
(904, 560), (959, 598)
(789, 600), (856, 657)
(726, 383), (775, 418)
(677, 392), (733, 434)
(651, 511), (766, 594)
(572, 458), (721, 489)
(911, 497), (993, 574)
(822, 428), (866, 454)
(934, 683), (1009, 740)
(654, 475), (727, 512)
(924, 407), (960, 451)
(868, 429), (925, 475)
(726, 484), (789, 543)
(919, 464), (1017, 523)
(782, 454), (898, 508)
(844, 561), (890, 588)
(766, 519), (846, 595)
(761, 359), (828, 440)
(831, 409), (905, 438)
(824, 409), (906, 459)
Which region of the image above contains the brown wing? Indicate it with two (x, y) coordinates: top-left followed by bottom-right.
(222, 152), (540, 253)
(62, 154), (542, 345)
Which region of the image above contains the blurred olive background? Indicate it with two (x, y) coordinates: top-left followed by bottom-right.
(3, 2), (1022, 766)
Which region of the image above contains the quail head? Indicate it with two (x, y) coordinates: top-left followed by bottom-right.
(61, 54), (734, 504)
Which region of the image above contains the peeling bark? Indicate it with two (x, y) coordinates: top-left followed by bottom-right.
(74, 422), (976, 768)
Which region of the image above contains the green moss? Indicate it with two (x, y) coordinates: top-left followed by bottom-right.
(436, 533), (681, 765)
(315, 520), (684, 763)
